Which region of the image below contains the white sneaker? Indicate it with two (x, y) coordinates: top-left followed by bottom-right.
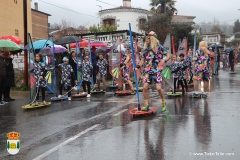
(2, 101), (8, 104)
(87, 94), (91, 98)
(43, 101), (47, 105)
(58, 95), (62, 98)
(82, 92), (87, 95)
(35, 101), (39, 106)
(0, 101), (5, 105)
(68, 97), (71, 101)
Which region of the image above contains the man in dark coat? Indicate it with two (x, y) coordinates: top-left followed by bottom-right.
(3, 51), (15, 102)
(0, 52), (8, 105)
(91, 47), (98, 84)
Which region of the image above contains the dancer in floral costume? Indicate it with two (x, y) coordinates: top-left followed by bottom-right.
(80, 55), (93, 98)
(176, 53), (189, 95)
(57, 57), (77, 100)
(31, 53), (48, 105)
(170, 54), (179, 93)
(96, 53), (108, 92)
(193, 41), (210, 97)
(136, 31), (171, 111)
(119, 45), (136, 95)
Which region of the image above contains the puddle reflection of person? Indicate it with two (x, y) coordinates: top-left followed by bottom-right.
(194, 100), (212, 150)
(144, 119), (166, 160)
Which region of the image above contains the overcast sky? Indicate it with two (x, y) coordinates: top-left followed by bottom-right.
(32, 0), (240, 27)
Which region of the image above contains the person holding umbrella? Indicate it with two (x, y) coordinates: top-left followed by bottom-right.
(208, 47), (215, 75)
(3, 51), (15, 102)
(69, 51), (78, 86)
(90, 46), (98, 84)
(0, 52), (8, 105)
(229, 50), (235, 72)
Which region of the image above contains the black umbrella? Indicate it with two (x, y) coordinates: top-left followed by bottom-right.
(225, 48), (234, 53)
(56, 36), (82, 45)
(208, 44), (224, 49)
(10, 49), (22, 55)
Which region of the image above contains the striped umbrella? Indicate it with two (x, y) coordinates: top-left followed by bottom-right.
(0, 40), (21, 51)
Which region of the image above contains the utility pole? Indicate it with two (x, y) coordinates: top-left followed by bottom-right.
(97, 5), (102, 28)
(23, 0), (28, 85)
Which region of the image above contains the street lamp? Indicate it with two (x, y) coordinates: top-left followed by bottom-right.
(97, 5), (102, 28)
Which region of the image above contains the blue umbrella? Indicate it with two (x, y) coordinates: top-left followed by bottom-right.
(24, 39), (55, 50)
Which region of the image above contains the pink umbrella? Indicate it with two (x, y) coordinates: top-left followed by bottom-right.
(90, 41), (108, 47)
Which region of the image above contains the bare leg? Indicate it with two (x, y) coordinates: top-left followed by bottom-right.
(143, 83), (149, 100)
(102, 76), (106, 90)
(96, 75), (100, 89)
(156, 84), (164, 99)
(194, 79), (199, 91)
(127, 80), (134, 90)
(203, 81), (209, 92)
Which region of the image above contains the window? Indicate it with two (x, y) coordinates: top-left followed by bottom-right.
(139, 19), (146, 30)
(103, 19), (115, 27)
(15, 29), (19, 36)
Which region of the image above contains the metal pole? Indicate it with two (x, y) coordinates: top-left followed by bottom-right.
(97, 5), (102, 28)
(23, 0), (28, 85)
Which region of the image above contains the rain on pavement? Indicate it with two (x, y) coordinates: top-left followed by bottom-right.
(1, 65), (240, 160)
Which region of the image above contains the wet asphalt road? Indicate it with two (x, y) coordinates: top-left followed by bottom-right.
(1, 65), (240, 160)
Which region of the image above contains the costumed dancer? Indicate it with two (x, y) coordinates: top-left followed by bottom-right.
(96, 52), (108, 92)
(119, 45), (136, 95)
(186, 46), (194, 84)
(193, 41), (210, 97)
(174, 53), (189, 95)
(30, 54), (48, 105)
(80, 55), (93, 98)
(136, 31), (171, 111)
(57, 57), (77, 101)
(170, 54), (179, 94)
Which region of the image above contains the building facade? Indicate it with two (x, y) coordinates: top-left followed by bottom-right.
(99, 0), (150, 34)
(0, 0), (32, 45)
(201, 32), (225, 45)
(171, 15), (196, 26)
(31, 3), (51, 42)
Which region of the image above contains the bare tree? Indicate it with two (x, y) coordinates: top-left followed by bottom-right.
(49, 19), (89, 41)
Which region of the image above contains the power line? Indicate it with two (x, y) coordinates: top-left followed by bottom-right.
(96, 0), (118, 7)
(38, 0), (99, 18)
